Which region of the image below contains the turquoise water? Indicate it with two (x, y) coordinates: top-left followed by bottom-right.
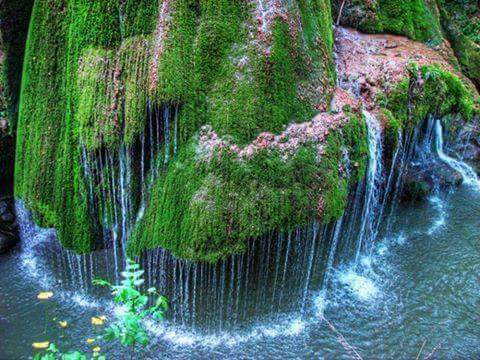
(1, 184), (480, 359)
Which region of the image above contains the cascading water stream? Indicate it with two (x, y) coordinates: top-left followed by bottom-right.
(355, 111), (385, 262)
(434, 119), (480, 189)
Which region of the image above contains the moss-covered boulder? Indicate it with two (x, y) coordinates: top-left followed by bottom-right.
(129, 101), (368, 262)
(14, 0), (337, 257)
(332, 0), (443, 44)
(437, 0), (480, 89)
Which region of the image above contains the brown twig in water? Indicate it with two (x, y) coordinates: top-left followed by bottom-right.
(321, 315), (363, 360)
(416, 340), (426, 360)
(423, 341), (443, 360)
(336, 0), (347, 25)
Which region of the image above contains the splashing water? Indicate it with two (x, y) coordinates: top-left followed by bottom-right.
(435, 119), (480, 190)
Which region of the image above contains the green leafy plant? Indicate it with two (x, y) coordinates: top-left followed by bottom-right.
(93, 258), (169, 357)
(33, 259), (168, 359)
(34, 343), (102, 360)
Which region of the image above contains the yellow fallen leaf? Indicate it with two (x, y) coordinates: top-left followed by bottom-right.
(58, 320), (68, 328)
(98, 315), (107, 321)
(91, 316), (104, 326)
(32, 341), (50, 349)
(37, 292), (54, 300)
(86, 338), (95, 344)
(93, 346), (101, 352)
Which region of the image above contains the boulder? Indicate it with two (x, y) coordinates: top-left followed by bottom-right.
(401, 160), (462, 201)
(0, 231), (16, 254)
(0, 197), (18, 253)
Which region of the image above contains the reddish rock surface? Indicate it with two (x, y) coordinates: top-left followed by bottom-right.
(335, 26), (469, 112)
(197, 26), (478, 164)
(197, 88), (358, 163)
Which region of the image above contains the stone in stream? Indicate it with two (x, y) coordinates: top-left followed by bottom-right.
(0, 198), (19, 254)
(401, 161), (463, 201)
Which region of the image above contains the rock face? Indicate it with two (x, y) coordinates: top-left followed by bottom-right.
(332, 0), (480, 90)
(335, 26), (475, 114)
(0, 197), (18, 254)
(0, 0), (34, 195)
(401, 161), (462, 201)
(6, 1), (480, 261)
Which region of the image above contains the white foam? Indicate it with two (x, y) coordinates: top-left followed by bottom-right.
(338, 269), (379, 301)
(427, 196), (447, 235)
(144, 314), (309, 348)
(314, 290), (328, 316)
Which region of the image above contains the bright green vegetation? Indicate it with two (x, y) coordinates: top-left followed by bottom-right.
(153, 0), (336, 144)
(129, 111), (368, 262)
(34, 259), (168, 359)
(93, 259), (169, 351)
(16, 0), (124, 251)
(436, 0), (480, 89)
(15, 0), (157, 251)
(15, 0), (337, 259)
(16, 1), (477, 263)
(333, 0), (443, 44)
(380, 65), (478, 147)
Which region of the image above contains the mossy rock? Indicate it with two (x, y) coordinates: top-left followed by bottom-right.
(333, 0), (443, 44)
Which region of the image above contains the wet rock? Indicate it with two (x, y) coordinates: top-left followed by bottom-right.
(401, 161), (462, 201)
(0, 231), (17, 254)
(1, 211), (15, 223)
(0, 197), (18, 254)
(454, 127), (480, 174)
(0, 201), (7, 215)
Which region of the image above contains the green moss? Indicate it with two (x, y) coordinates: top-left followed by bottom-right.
(334, 0), (443, 44)
(381, 108), (402, 148)
(16, 0), (337, 258)
(436, 0), (480, 88)
(129, 110), (368, 262)
(384, 65), (478, 132)
(154, 0), (335, 145)
(15, 0), (158, 252)
(76, 48), (116, 151)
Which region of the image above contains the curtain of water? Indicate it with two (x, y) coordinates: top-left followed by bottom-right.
(78, 103), (180, 276)
(138, 222), (333, 330)
(32, 104), (480, 333)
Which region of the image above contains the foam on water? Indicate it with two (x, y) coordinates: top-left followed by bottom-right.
(16, 199), (318, 348)
(314, 290), (328, 316)
(145, 315), (308, 348)
(427, 195), (447, 235)
(337, 268), (379, 301)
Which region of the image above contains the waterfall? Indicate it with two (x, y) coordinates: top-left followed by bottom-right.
(137, 222), (333, 330)
(355, 111), (385, 262)
(77, 103), (180, 275)
(24, 90), (480, 335)
(434, 119), (480, 189)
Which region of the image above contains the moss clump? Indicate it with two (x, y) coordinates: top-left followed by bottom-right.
(129, 111), (368, 262)
(380, 65), (478, 149)
(333, 0), (443, 44)
(125, 0), (338, 261)
(436, 0), (480, 89)
(77, 36), (153, 151)
(15, 0), (158, 252)
(153, 0), (336, 145)
(76, 48), (116, 151)
(16, 1), (337, 256)
(388, 65), (476, 125)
